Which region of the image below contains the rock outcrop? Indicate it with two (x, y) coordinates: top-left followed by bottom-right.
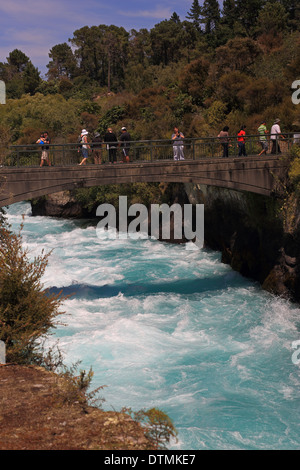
(185, 183), (300, 302)
(31, 192), (87, 218)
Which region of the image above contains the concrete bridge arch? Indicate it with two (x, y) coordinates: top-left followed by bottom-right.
(0, 157), (286, 207)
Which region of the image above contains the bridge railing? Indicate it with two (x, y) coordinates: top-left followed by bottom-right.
(2, 133), (299, 167)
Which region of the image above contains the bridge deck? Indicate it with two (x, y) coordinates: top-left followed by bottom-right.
(0, 155), (287, 206)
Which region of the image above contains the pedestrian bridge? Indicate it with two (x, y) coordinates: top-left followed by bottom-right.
(0, 156), (287, 207)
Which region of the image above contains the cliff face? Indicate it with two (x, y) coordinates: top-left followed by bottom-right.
(185, 183), (300, 302)
(31, 192), (88, 218)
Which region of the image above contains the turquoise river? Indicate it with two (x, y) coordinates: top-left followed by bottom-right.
(6, 202), (300, 450)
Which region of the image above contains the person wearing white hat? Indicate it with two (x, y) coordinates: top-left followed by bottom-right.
(270, 119), (285, 154)
(78, 129), (90, 165)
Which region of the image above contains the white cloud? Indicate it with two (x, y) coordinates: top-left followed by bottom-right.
(118, 7), (172, 20)
(0, 0), (64, 19)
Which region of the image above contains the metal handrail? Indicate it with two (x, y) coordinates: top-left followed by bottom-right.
(2, 133), (299, 168)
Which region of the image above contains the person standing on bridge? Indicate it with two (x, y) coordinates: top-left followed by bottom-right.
(258, 121), (269, 156)
(270, 118), (285, 154)
(218, 126), (230, 158)
(91, 132), (102, 164)
(237, 125), (247, 157)
(78, 129), (90, 165)
(119, 127), (131, 163)
(172, 127), (185, 161)
(37, 132), (51, 167)
(104, 127), (118, 164)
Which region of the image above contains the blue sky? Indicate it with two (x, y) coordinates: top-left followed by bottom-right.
(0, 0), (195, 77)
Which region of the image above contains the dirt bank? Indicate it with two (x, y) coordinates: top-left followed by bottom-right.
(0, 364), (153, 450)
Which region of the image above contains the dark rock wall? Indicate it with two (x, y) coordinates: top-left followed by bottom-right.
(185, 183), (300, 303)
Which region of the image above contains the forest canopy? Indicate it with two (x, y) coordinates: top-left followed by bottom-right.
(0, 0), (299, 145)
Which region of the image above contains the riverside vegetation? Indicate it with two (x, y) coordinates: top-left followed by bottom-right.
(0, 0), (299, 149)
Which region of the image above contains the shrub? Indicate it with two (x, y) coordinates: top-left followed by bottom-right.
(125, 407), (178, 450)
(0, 220), (65, 364)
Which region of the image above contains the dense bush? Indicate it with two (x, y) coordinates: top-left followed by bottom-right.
(0, 220), (64, 363)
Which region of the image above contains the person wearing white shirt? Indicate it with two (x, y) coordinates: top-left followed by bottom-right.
(270, 118), (284, 154)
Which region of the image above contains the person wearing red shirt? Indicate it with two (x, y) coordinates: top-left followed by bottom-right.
(237, 125), (247, 157)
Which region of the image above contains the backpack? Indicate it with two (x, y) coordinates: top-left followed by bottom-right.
(77, 134), (87, 147)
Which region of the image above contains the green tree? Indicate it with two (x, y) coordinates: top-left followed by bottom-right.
(235, 0), (266, 36)
(220, 0), (241, 40)
(47, 43), (77, 80)
(150, 19), (184, 66)
(23, 61), (41, 95)
(0, 49), (41, 98)
(280, 0), (300, 31)
(101, 25), (129, 92)
(186, 0), (203, 31)
(201, 0), (221, 35)
(7, 49), (29, 73)
(71, 25), (104, 83)
(70, 25), (128, 91)
(128, 28), (151, 67)
(222, 0), (239, 29)
(170, 12), (181, 24)
(257, 1), (289, 35)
